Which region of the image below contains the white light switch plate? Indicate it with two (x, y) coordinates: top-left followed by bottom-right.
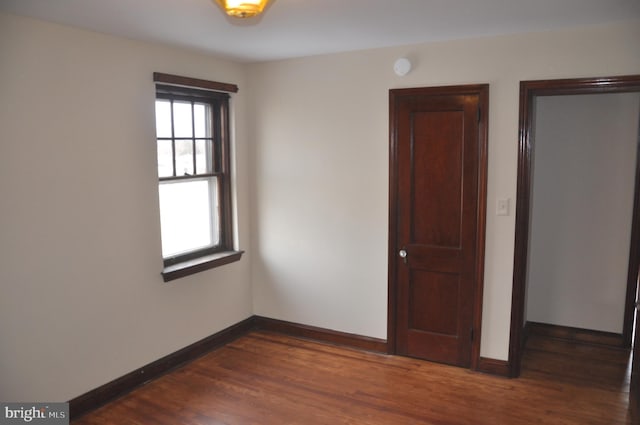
(497, 198), (510, 216)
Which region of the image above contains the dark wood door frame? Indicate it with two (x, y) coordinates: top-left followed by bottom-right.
(387, 84), (489, 371)
(509, 75), (640, 378)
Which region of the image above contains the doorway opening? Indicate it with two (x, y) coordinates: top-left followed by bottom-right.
(509, 76), (640, 407)
(509, 76), (640, 377)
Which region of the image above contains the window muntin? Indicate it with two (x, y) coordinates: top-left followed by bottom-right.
(155, 85), (232, 267)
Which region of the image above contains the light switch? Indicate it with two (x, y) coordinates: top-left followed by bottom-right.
(496, 198), (510, 216)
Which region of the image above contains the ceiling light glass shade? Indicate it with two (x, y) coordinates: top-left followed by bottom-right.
(215, 0), (271, 18)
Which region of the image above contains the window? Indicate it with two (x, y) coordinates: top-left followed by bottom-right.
(153, 73), (242, 281)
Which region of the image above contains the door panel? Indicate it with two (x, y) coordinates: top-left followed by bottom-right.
(389, 85), (488, 368)
(411, 110), (463, 248)
(409, 271), (460, 335)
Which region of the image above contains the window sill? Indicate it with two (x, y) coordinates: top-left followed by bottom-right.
(161, 250), (244, 282)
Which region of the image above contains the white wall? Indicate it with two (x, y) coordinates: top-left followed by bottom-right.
(248, 21), (640, 360)
(526, 93), (640, 333)
(0, 13), (252, 401)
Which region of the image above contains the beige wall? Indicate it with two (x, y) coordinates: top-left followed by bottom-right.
(526, 93), (640, 332)
(248, 21), (640, 360)
(0, 13), (253, 401)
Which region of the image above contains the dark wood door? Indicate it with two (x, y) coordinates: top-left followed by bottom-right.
(389, 85), (488, 368)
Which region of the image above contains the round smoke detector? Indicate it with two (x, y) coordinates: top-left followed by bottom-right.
(394, 58), (412, 76)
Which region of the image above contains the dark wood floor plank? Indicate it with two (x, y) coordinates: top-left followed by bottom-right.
(73, 330), (632, 424)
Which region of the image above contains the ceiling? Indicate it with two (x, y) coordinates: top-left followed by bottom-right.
(2, 0), (639, 63)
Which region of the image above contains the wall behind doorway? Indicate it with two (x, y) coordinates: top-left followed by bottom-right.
(526, 93), (640, 333)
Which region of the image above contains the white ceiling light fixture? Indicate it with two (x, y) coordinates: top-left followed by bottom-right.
(214, 0), (271, 18)
(394, 58), (412, 76)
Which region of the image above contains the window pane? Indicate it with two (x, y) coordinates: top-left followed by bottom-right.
(175, 140), (194, 176)
(155, 100), (172, 138)
(194, 103), (209, 138)
(173, 101), (193, 137)
(157, 139), (173, 177)
(195, 139), (213, 174)
(159, 178), (220, 257)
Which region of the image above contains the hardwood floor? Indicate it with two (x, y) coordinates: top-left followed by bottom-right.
(73, 331), (633, 424)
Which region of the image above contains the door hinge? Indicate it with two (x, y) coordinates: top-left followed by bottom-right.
(477, 108), (481, 122)
(470, 328), (474, 341)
